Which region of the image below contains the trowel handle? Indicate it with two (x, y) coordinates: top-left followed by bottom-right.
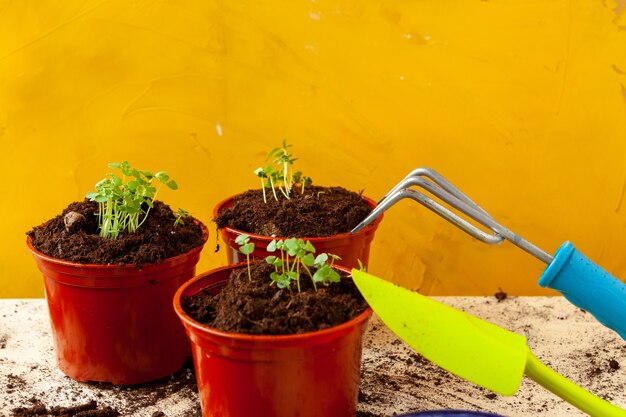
(525, 351), (626, 416)
(538, 241), (626, 341)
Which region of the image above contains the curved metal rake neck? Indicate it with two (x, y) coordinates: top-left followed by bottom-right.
(351, 167), (554, 265)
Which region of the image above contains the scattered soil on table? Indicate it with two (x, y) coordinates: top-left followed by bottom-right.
(215, 186), (372, 237)
(183, 262), (368, 335)
(6, 374), (27, 395)
(88, 358), (198, 416)
(2, 357), (199, 417)
(27, 200), (206, 266)
(494, 287), (507, 302)
(12, 399), (119, 417)
(356, 412), (381, 417)
(585, 351), (624, 379)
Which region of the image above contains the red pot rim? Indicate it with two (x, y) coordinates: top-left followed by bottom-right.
(212, 191), (383, 242)
(173, 262), (372, 344)
(26, 220), (209, 271)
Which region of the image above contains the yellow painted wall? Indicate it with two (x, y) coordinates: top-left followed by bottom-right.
(2, 0), (626, 298)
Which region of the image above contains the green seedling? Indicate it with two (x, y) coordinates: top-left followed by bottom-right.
(86, 161), (179, 239)
(292, 171), (313, 193)
(267, 139), (296, 196)
(235, 235), (342, 291)
(254, 140), (313, 202)
(312, 253), (342, 287)
(235, 234), (255, 281)
(254, 165), (276, 203)
(266, 237), (340, 292)
(174, 208), (189, 227)
(357, 259), (367, 272)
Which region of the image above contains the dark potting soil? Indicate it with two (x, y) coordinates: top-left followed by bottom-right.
(27, 200), (205, 265)
(214, 186), (372, 237)
(12, 399), (119, 417)
(182, 262), (368, 335)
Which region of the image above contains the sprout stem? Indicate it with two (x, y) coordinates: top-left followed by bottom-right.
(301, 263), (317, 291)
(246, 253), (251, 281)
(261, 179), (267, 203)
(269, 176), (278, 201)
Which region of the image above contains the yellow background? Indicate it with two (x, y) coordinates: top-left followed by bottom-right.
(1, 0), (626, 298)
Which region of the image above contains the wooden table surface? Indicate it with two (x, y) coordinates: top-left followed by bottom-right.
(1, 297), (625, 417)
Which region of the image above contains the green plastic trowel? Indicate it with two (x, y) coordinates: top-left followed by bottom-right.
(351, 269), (626, 417)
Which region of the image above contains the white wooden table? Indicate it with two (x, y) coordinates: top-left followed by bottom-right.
(1, 297), (625, 417)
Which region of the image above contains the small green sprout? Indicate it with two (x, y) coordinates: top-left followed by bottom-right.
(235, 234), (255, 281)
(357, 259), (367, 272)
(312, 253), (342, 287)
(266, 237), (340, 292)
(235, 236), (342, 291)
(267, 139), (296, 196)
(292, 171), (313, 193)
(174, 208), (189, 227)
(254, 140), (313, 202)
(254, 165), (276, 203)
(86, 161), (178, 239)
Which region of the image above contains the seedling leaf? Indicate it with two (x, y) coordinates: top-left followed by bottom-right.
(301, 253), (315, 267)
(240, 243), (254, 255)
(314, 253), (328, 266)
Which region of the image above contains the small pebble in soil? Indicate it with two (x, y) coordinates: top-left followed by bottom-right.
(609, 359), (620, 370)
(63, 211), (86, 231)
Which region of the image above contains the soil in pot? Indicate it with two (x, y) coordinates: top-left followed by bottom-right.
(27, 200), (205, 265)
(182, 262), (368, 335)
(214, 186), (372, 237)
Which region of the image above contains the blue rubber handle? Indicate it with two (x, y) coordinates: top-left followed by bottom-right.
(538, 241), (626, 341)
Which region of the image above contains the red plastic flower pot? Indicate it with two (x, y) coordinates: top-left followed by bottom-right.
(173, 263), (372, 417)
(26, 226), (208, 385)
(213, 193), (382, 269)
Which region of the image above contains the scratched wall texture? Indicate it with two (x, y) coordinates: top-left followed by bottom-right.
(1, 0), (626, 297)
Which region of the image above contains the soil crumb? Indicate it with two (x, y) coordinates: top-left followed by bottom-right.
(182, 262), (368, 335)
(215, 186), (372, 237)
(27, 200), (205, 266)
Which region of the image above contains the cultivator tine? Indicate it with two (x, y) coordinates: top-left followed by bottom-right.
(379, 167), (492, 219)
(353, 167), (553, 264)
